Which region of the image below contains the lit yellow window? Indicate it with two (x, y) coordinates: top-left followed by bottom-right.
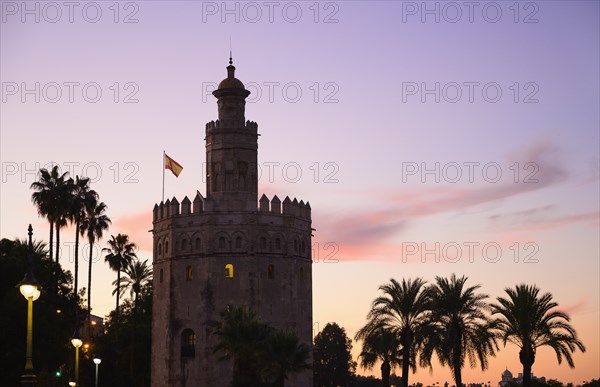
(225, 264), (234, 278)
(186, 266), (193, 281)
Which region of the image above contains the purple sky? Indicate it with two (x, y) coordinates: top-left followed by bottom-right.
(1, 1), (598, 383)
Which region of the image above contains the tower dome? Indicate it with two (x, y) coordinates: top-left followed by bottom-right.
(217, 57), (246, 90)
(502, 368), (513, 378)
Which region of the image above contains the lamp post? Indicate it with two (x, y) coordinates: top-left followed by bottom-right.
(93, 358), (101, 387)
(18, 225), (40, 386)
(71, 332), (83, 386)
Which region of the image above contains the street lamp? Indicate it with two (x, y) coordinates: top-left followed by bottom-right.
(71, 331), (83, 386)
(93, 358), (102, 387)
(18, 225), (41, 386)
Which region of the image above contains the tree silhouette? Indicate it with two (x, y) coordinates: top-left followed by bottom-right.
(364, 278), (429, 387)
(80, 201), (111, 322)
(30, 166), (69, 263)
(313, 322), (356, 387)
(103, 234), (136, 318)
(421, 274), (497, 387)
(68, 176), (97, 299)
(355, 320), (402, 387)
(491, 284), (586, 387)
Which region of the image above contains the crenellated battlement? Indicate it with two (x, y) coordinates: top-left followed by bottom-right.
(153, 192), (310, 223)
(205, 120), (258, 134)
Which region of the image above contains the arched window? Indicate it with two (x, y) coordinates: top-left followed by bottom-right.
(181, 238), (187, 251)
(275, 238), (281, 250)
(225, 264), (234, 278)
(195, 237), (201, 250)
(301, 240), (306, 254)
(294, 239), (298, 252)
(299, 267), (304, 283)
(165, 240), (169, 253)
(268, 264), (274, 279)
(260, 237), (267, 250)
(186, 266), (193, 281)
(160, 269), (164, 283)
(158, 243), (162, 256)
(181, 329), (195, 358)
(235, 236), (242, 249)
(219, 236), (226, 250)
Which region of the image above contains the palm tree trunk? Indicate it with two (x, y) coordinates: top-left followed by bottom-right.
(88, 239), (94, 323)
(49, 220), (54, 262)
(74, 219), (80, 298)
(522, 363), (532, 387)
(520, 347), (534, 387)
(116, 270), (121, 317)
(130, 291), (138, 386)
(55, 222), (61, 263)
(452, 326), (463, 387)
(49, 220), (56, 299)
(381, 360), (391, 387)
(453, 369), (462, 387)
(401, 344), (410, 387)
(453, 346), (462, 387)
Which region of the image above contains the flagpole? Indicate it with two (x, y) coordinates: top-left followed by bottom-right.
(162, 150), (165, 202)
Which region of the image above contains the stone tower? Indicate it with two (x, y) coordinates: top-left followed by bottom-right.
(151, 59), (313, 387)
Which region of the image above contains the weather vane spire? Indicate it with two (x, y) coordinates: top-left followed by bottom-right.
(229, 37), (233, 65)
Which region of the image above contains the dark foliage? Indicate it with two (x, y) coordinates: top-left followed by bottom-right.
(313, 322), (356, 387)
(0, 237), (83, 385)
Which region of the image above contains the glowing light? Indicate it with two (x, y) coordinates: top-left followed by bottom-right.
(19, 284), (37, 300)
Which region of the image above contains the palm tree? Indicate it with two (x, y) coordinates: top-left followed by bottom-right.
(212, 305), (271, 386)
(355, 321), (403, 387)
(366, 278), (429, 387)
(52, 174), (72, 264)
(491, 284), (586, 387)
(113, 259), (153, 382)
(14, 239), (49, 258)
(80, 201), (111, 321)
(69, 176), (97, 298)
(113, 259), (153, 311)
(30, 165), (69, 263)
(421, 274), (497, 387)
(103, 234), (137, 317)
(260, 330), (311, 387)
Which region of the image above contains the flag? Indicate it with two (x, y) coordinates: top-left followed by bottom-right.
(164, 153), (183, 177)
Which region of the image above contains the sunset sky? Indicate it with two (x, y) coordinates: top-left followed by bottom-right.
(1, 1), (598, 384)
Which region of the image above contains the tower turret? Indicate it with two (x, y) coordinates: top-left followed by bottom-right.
(205, 57), (258, 210)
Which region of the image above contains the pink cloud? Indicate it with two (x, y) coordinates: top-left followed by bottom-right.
(391, 140), (567, 217)
(490, 210), (599, 233)
(556, 297), (589, 316)
(312, 141), (594, 262)
(110, 210), (154, 252)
